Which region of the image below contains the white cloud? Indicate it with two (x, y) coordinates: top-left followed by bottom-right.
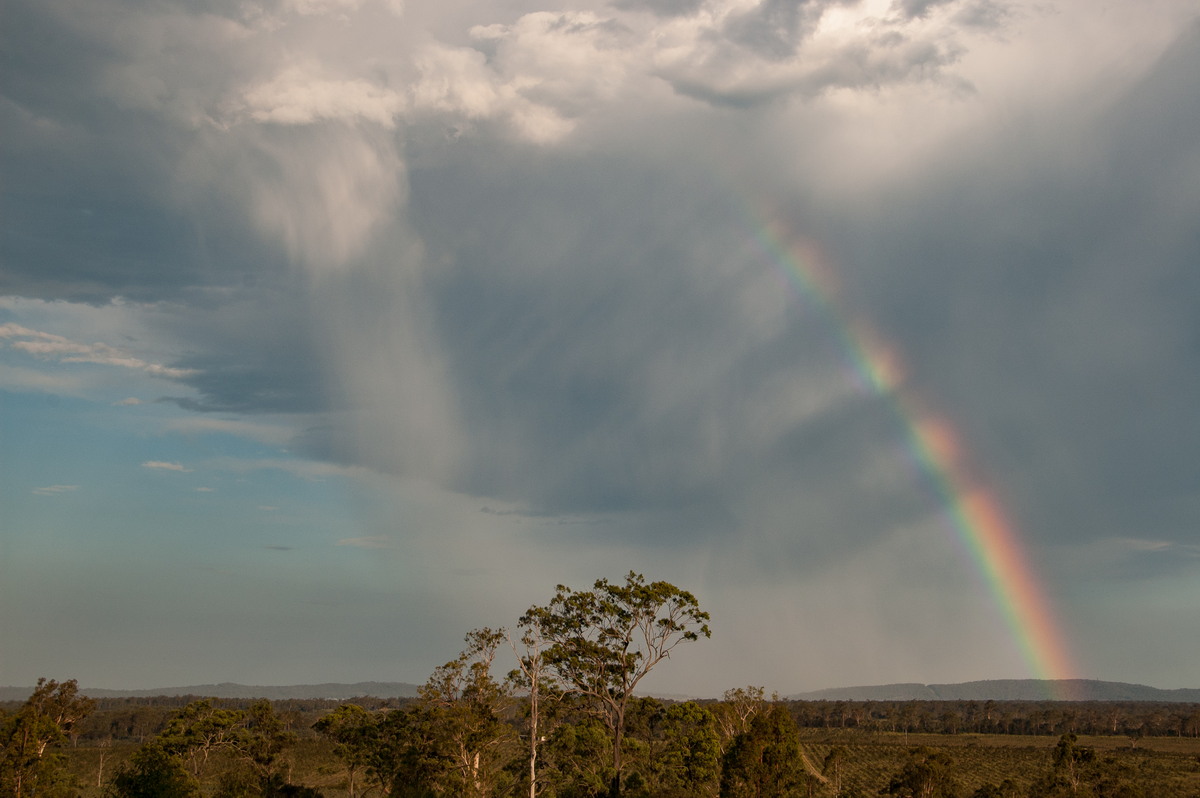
(142, 461), (192, 472)
(232, 65), (406, 127)
(651, 0), (975, 105)
(275, 0), (404, 18)
(281, 0), (365, 17)
(114, 397), (144, 406)
(411, 10), (642, 142)
(186, 124), (405, 272)
(32, 485), (80, 496)
(0, 322), (197, 379)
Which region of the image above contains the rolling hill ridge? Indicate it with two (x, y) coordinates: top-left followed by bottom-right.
(789, 679), (1200, 702)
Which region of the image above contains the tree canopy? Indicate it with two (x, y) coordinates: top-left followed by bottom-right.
(521, 571), (711, 797)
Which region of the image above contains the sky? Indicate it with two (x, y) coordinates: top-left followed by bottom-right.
(2, 0), (1199, 698)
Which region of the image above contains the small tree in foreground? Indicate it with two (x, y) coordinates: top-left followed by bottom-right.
(521, 572), (710, 798)
(883, 746), (958, 798)
(418, 628), (517, 798)
(719, 704), (807, 798)
(158, 700), (244, 779)
(712, 687), (767, 754)
(105, 743), (199, 798)
(313, 705), (377, 798)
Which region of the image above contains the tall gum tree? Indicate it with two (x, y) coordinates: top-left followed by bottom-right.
(520, 571), (711, 798)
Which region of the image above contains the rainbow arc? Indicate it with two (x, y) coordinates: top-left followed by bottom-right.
(751, 209), (1077, 690)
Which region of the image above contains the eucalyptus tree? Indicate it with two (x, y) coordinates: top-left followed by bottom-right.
(520, 571), (711, 798)
(418, 627), (518, 798)
(0, 678), (95, 798)
(157, 700), (245, 779)
(105, 743), (199, 798)
(719, 704), (809, 798)
(508, 618), (560, 798)
(230, 699), (296, 786)
(650, 701), (721, 798)
(711, 687), (767, 753)
(313, 704), (378, 798)
(883, 747), (958, 798)
(822, 745), (847, 796)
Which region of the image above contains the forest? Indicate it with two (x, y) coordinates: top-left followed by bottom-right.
(4, 574), (1199, 798)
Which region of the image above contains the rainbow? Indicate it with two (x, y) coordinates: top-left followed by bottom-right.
(750, 208), (1077, 690)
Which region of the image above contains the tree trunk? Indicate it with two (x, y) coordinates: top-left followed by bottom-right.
(528, 699), (538, 798)
(610, 711), (625, 798)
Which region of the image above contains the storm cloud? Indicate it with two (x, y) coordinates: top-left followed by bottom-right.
(2, 0), (1199, 695)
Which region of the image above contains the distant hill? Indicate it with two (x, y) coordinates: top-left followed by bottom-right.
(1, 682), (420, 702)
(6, 678), (1197, 704)
(791, 679), (1200, 703)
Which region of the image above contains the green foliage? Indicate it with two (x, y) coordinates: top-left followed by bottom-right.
(539, 715), (614, 798)
(521, 572), (710, 797)
(823, 745), (848, 795)
(312, 705), (377, 798)
(157, 700), (246, 778)
(507, 620), (560, 798)
(235, 700), (298, 780)
(612, 699), (721, 797)
(969, 778), (1020, 798)
(1028, 734), (1147, 798)
(368, 708), (442, 797)
(208, 771), (322, 798)
(0, 678), (95, 798)
(712, 688), (767, 752)
(105, 743), (199, 798)
(28, 704), (1200, 798)
(883, 747), (959, 798)
(719, 704), (808, 798)
(115, 697), (314, 798)
(649, 701), (722, 798)
(416, 628), (518, 798)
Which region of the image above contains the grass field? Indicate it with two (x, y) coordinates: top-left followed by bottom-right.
(796, 730), (1200, 797)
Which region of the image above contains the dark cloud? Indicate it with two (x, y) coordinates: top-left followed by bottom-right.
(891, 0), (955, 20)
(609, 0), (704, 18)
(815, 19), (1200, 554)
(154, 289), (330, 415)
(952, 0), (1009, 29)
(408, 148), (747, 509)
(0, 0), (287, 303)
(396, 139), (947, 568)
(724, 0), (827, 61)
(659, 13), (973, 108)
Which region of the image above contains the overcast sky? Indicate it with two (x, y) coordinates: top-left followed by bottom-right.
(2, 0), (1198, 696)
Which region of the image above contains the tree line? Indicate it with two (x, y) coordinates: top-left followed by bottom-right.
(4, 572), (1197, 798)
(786, 700), (1200, 739)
